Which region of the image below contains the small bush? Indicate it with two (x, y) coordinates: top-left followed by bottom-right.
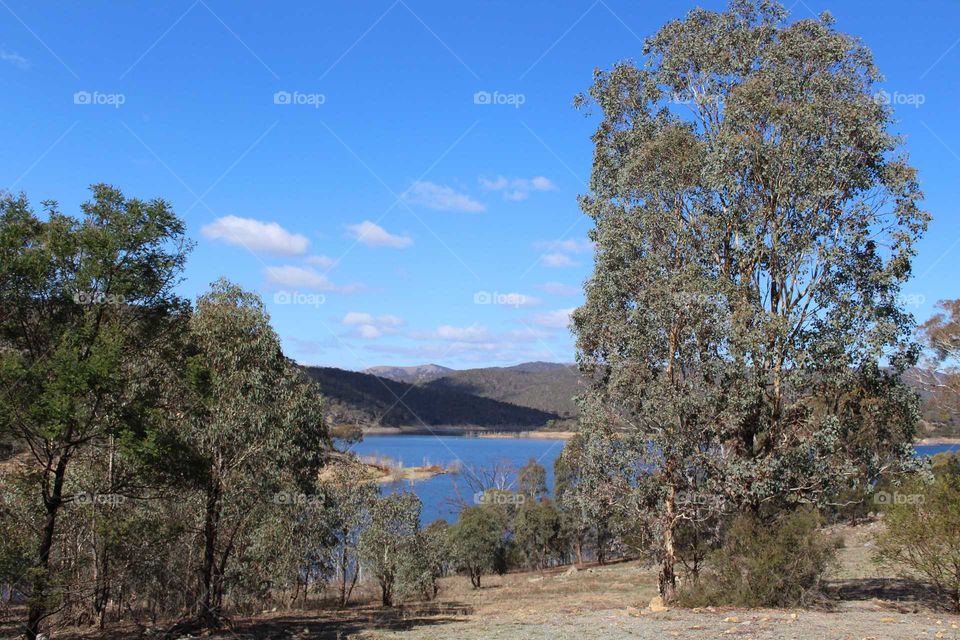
(874, 466), (960, 612)
(678, 507), (839, 608)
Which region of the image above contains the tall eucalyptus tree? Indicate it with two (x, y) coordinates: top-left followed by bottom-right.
(573, 0), (929, 600)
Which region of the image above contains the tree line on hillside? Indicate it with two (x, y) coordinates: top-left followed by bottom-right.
(303, 366), (560, 429)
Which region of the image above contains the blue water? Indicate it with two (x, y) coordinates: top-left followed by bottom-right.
(350, 435), (566, 523)
(350, 436), (960, 523)
(915, 444), (960, 457)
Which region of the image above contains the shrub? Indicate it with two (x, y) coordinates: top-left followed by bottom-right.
(358, 492), (421, 607)
(874, 467), (960, 612)
(513, 499), (562, 570)
(678, 508), (839, 608)
(449, 505), (508, 588)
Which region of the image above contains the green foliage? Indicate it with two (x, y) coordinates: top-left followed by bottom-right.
(874, 466), (960, 611)
(182, 279), (328, 623)
(449, 505), (509, 588)
(410, 519), (451, 599)
(0, 185), (192, 638)
(679, 508), (840, 608)
(321, 463), (378, 607)
(917, 299), (960, 435)
(517, 459), (548, 500)
(513, 499), (562, 570)
(359, 492), (421, 607)
(572, 0), (928, 599)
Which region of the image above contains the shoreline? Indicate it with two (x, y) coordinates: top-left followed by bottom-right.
(359, 428), (959, 446)
(916, 437), (960, 446)
(360, 426), (576, 440)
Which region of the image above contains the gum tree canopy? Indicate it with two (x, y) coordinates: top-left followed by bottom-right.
(572, 0), (929, 600)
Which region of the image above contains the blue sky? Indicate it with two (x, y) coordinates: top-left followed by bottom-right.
(2, 0), (958, 371)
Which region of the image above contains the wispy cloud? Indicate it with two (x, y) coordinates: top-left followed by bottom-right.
(403, 180), (485, 212)
(346, 220), (412, 248)
(264, 265), (363, 293)
(480, 175), (555, 201)
(527, 308), (574, 329)
(202, 215), (308, 256)
(410, 324), (491, 343)
(535, 238), (592, 253)
(541, 253), (579, 268)
(305, 255), (337, 268)
(0, 50), (29, 70)
(342, 312), (405, 339)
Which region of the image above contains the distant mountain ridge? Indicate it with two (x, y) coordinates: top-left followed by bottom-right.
(307, 361), (581, 430)
(308, 362), (957, 438)
(362, 363), (453, 384)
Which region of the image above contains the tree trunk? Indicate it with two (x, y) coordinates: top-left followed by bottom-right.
(25, 454), (69, 640)
(658, 487), (678, 602)
(198, 476), (222, 626)
(337, 541), (349, 607)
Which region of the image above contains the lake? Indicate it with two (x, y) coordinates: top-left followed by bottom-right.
(350, 435), (960, 523)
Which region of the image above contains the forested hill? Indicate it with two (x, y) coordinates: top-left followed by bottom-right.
(423, 362), (582, 419)
(303, 366), (565, 429)
(309, 362), (958, 436)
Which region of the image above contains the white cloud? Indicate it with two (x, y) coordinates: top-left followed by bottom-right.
(264, 265), (363, 292)
(530, 176), (554, 191)
(535, 238), (593, 253)
(342, 312), (374, 325)
(542, 253), (578, 268)
(410, 324), (490, 343)
(305, 255), (336, 268)
(508, 327), (551, 340)
(0, 50), (29, 70)
(403, 181), (485, 213)
(478, 176), (509, 190)
(502, 292), (541, 307)
(480, 175), (556, 201)
(346, 220), (412, 248)
(529, 308), (574, 329)
(539, 282), (580, 296)
(358, 325), (382, 339)
(202, 215), (308, 256)
(378, 314), (404, 327)
(342, 312), (405, 339)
